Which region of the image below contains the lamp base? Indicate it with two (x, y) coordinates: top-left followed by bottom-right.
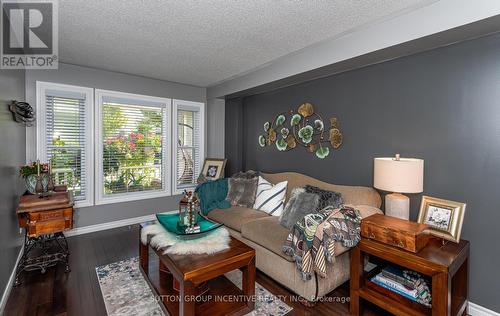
(385, 193), (410, 220)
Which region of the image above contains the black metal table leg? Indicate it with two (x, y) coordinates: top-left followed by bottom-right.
(14, 230), (71, 286)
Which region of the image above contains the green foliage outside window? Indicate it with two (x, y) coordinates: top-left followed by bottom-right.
(102, 105), (163, 194)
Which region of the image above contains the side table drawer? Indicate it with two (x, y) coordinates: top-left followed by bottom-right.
(26, 208), (73, 237)
(363, 227), (408, 250)
(28, 208), (72, 221)
(28, 218), (67, 237)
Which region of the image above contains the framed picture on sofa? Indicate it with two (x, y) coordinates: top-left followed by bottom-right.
(199, 158), (226, 181)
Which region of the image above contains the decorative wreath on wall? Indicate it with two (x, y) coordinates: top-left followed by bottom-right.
(258, 102), (343, 159)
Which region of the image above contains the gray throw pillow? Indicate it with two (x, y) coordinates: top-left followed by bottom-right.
(304, 185), (343, 211)
(231, 170), (260, 179)
(226, 175), (258, 207)
(279, 188), (320, 230)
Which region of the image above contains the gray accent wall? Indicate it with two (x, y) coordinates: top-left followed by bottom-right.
(0, 70), (26, 308)
(25, 63), (207, 227)
(226, 32), (500, 311)
(224, 97), (244, 177)
(206, 98), (225, 158)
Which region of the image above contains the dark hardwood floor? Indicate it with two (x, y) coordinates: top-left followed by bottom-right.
(4, 225), (388, 316)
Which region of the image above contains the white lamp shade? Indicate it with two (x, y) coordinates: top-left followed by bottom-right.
(374, 157), (424, 193)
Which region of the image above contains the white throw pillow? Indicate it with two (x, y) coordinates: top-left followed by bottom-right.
(253, 176), (288, 216)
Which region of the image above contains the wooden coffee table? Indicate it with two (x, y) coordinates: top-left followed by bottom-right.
(139, 222), (256, 316)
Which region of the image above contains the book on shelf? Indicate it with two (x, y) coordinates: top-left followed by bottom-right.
(371, 274), (418, 298)
(380, 265), (417, 289)
(371, 277), (418, 302)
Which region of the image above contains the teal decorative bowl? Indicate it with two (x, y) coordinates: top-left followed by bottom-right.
(156, 213), (223, 239)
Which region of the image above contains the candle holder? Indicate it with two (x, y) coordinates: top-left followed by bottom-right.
(47, 173), (55, 192)
(34, 175), (44, 197)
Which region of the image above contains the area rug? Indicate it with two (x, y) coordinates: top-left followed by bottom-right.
(96, 257), (292, 316)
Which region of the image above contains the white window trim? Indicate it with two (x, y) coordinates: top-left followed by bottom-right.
(36, 81), (95, 208)
(172, 99), (205, 195)
(94, 89), (172, 205)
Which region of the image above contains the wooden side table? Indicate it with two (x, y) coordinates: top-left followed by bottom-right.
(350, 237), (469, 316)
(139, 222), (256, 316)
(15, 191), (74, 285)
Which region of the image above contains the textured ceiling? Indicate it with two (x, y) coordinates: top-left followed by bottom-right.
(59, 0), (434, 87)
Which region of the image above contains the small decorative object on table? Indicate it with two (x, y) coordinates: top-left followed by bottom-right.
(15, 190), (74, 285)
(178, 190), (201, 233)
(417, 196), (466, 243)
(361, 213), (430, 253)
(20, 159), (56, 197)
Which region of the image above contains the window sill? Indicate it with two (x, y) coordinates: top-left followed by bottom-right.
(74, 200), (94, 209)
(173, 184), (197, 195)
(95, 190), (171, 206)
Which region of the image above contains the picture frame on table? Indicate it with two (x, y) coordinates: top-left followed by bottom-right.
(417, 195), (466, 243)
(197, 158), (227, 183)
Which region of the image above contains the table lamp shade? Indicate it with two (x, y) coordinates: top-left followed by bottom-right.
(374, 157), (424, 193)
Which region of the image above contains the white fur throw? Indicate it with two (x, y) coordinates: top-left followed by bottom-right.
(140, 222), (230, 255)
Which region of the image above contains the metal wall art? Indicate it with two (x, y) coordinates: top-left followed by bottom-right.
(9, 100), (35, 126)
(258, 102), (343, 159)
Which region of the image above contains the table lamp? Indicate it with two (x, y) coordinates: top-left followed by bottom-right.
(373, 154), (424, 220)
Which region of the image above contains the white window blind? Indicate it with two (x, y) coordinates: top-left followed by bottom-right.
(96, 90), (171, 203)
(174, 100), (204, 192)
(37, 83), (94, 206)
(45, 93), (87, 200)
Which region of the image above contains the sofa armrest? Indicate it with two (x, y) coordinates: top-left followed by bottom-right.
(345, 204), (384, 219)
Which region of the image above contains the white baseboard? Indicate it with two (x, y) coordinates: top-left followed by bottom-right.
(469, 302), (500, 316)
(64, 211), (176, 237)
(0, 244), (24, 314)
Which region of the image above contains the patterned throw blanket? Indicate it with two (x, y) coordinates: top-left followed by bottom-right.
(283, 206), (362, 280)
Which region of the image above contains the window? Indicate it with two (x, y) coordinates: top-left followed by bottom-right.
(36, 82), (205, 207)
(95, 90), (171, 204)
(36, 82), (94, 207)
(172, 100), (205, 193)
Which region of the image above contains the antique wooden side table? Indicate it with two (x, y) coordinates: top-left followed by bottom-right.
(15, 191), (74, 285)
(350, 237), (470, 316)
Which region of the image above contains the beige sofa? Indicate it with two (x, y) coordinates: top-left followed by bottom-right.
(207, 172), (383, 301)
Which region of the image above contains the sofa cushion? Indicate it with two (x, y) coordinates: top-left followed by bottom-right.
(207, 206), (268, 232)
(279, 187), (319, 229)
(226, 177), (259, 208)
(304, 185), (343, 211)
(241, 216), (294, 262)
(253, 176), (287, 216)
